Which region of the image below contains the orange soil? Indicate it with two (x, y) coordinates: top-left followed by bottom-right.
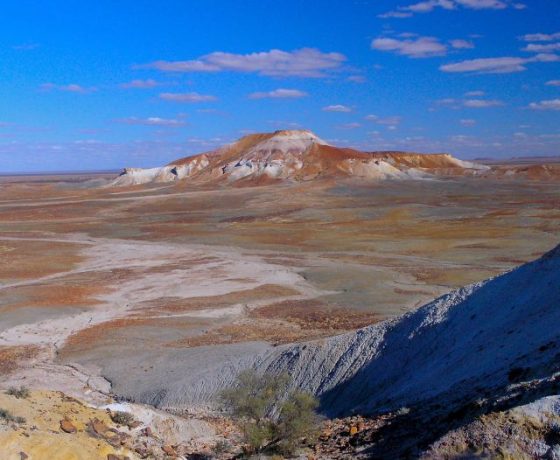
(2, 283), (104, 310)
(0, 345), (40, 375)
(0, 240), (85, 281)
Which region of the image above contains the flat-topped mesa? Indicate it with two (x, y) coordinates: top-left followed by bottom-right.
(109, 129), (489, 187)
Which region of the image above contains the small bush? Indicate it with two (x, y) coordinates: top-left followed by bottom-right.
(110, 411), (135, 426)
(0, 408), (26, 424)
(6, 386), (30, 399)
(221, 369), (321, 456)
(274, 391), (320, 455)
(212, 439), (231, 456)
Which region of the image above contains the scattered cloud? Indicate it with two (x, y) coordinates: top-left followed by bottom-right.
(40, 83), (96, 93)
(546, 80), (560, 86)
(460, 118), (477, 126)
(465, 90), (485, 96)
(522, 43), (560, 53)
(437, 98), (504, 108)
(379, 0), (516, 19)
(323, 104), (353, 112)
(337, 122), (362, 130)
(365, 114), (402, 126)
(159, 92), (217, 103)
(520, 32), (560, 42)
(141, 48), (346, 78)
(378, 11), (413, 18)
(248, 88), (308, 99)
(116, 117), (186, 126)
(347, 75), (367, 83)
(450, 39), (475, 49)
(371, 36), (447, 58)
(464, 98), (503, 107)
(455, 0), (507, 9)
(440, 53), (559, 73)
(528, 99), (560, 110)
(120, 79), (160, 89)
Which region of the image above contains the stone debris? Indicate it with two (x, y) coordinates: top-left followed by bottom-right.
(59, 418), (77, 434)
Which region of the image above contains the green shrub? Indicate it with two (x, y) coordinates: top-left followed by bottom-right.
(110, 410), (135, 426)
(6, 386), (30, 399)
(0, 408), (26, 424)
(274, 391), (321, 455)
(221, 369), (321, 456)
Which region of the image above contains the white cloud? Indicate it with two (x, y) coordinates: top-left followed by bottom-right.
(440, 53), (559, 73)
(159, 92), (217, 103)
(323, 104), (352, 112)
(522, 43), (560, 53)
(520, 32), (560, 42)
(546, 80), (560, 86)
(455, 0), (506, 9)
(378, 11), (414, 18)
(460, 118), (477, 126)
(120, 79), (160, 89)
(465, 90), (485, 96)
(379, 0), (513, 18)
(337, 122), (362, 130)
(365, 114), (402, 126)
(450, 39), (475, 49)
(528, 99), (560, 110)
(116, 117), (186, 126)
(248, 88), (308, 99)
(463, 99), (504, 107)
(371, 36), (447, 58)
(437, 98), (504, 108)
(141, 48), (346, 78)
(40, 83), (96, 93)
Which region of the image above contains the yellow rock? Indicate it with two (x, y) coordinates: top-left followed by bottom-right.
(0, 390), (134, 460)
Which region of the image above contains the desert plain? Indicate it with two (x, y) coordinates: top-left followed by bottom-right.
(0, 160), (559, 458)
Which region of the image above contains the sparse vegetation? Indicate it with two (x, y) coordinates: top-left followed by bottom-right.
(221, 369), (321, 457)
(110, 410), (135, 426)
(212, 439), (231, 456)
(0, 408), (26, 424)
(6, 385), (30, 399)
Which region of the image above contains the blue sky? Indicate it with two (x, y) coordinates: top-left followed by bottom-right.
(0, 0), (559, 172)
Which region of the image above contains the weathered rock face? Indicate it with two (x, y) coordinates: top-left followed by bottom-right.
(109, 129), (489, 186)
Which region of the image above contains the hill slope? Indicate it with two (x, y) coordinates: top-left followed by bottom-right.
(264, 243), (560, 416)
(110, 129), (489, 186)
(107, 243), (560, 430)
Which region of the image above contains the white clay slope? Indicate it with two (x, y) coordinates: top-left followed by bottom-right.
(223, 130), (327, 180)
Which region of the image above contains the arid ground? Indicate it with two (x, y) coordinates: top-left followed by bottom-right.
(0, 172), (559, 410)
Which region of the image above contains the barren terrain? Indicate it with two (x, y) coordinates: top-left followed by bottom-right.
(0, 168), (559, 455)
